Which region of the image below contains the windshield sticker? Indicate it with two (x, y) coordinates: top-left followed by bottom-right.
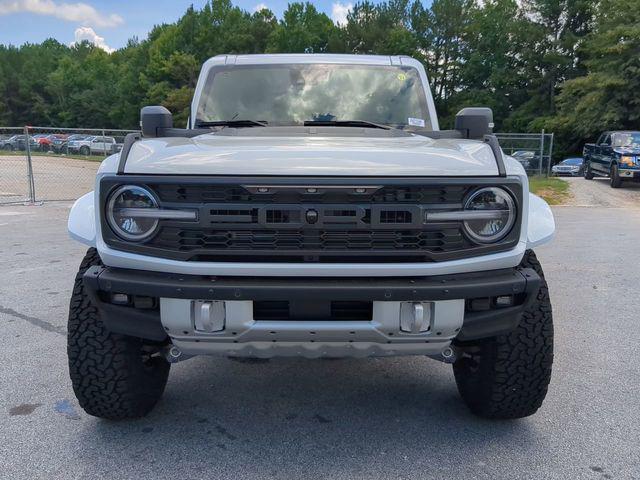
(408, 117), (425, 127)
(397, 73), (407, 81)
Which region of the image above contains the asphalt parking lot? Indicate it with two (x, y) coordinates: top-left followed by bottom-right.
(1, 177), (639, 480)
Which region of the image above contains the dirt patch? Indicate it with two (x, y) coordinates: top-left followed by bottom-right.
(560, 177), (640, 208)
(534, 186), (571, 205)
(0, 154), (99, 203)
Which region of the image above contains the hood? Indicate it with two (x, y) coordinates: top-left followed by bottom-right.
(123, 132), (500, 177)
(614, 147), (640, 156)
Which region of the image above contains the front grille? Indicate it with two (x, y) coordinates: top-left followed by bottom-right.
(100, 177), (522, 263)
(151, 183), (468, 204)
(152, 228), (466, 252)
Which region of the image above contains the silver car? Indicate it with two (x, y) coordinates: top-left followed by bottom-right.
(552, 157), (583, 176)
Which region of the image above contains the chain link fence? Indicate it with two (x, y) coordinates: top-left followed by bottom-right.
(0, 127), (32, 204)
(0, 126), (139, 204)
(1, 126), (555, 205)
(495, 131), (555, 177)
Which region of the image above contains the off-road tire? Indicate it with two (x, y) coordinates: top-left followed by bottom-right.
(610, 164), (622, 188)
(583, 162), (594, 180)
(67, 248), (170, 420)
(453, 250), (553, 419)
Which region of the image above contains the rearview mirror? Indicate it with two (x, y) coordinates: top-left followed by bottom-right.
(455, 107), (494, 140)
(140, 106), (173, 138)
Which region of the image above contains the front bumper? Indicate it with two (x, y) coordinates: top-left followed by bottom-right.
(552, 169), (580, 176)
(83, 266), (540, 358)
(618, 168), (640, 179)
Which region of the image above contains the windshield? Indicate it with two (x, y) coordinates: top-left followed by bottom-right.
(612, 132), (640, 147)
(562, 158), (582, 165)
(195, 64), (430, 129)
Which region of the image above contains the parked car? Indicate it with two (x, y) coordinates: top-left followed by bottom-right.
(0, 134), (38, 151)
(68, 135), (117, 155)
(36, 134), (67, 152)
(0, 135), (15, 149)
(52, 134), (86, 153)
(68, 54), (556, 421)
(31, 133), (49, 147)
(583, 131), (640, 188)
(551, 157), (583, 176)
(511, 150), (537, 170)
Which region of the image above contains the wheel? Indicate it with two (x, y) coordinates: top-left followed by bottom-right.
(610, 164), (622, 188)
(4, 144), (13, 151)
(67, 248), (170, 420)
(453, 250), (553, 419)
(583, 161), (594, 180)
(79, 146), (90, 156)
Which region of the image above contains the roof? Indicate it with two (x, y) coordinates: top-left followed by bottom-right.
(204, 53), (422, 68)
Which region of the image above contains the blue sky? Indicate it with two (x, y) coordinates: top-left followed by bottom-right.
(0, 0), (357, 52)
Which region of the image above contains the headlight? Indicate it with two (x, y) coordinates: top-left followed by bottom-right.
(107, 185), (159, 241)
(620, 156), (636, 167)
(463, 187), (516, 243)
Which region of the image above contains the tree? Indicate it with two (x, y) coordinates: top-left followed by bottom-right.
(545, 0), (640, 154)
(0, 0), (629, 160)
(509, 0), (596, 129)
(267, 3), (341, 53)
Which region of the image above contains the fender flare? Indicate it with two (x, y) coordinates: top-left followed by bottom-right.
(68, 191), (96, 247)
(526, 193), (555, 249)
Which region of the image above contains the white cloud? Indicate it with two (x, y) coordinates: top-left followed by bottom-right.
(71, 26), (114, 53)
(331, 2), (352, 25)
(0, 0), (123, 28)
(253, 3), (268, 12)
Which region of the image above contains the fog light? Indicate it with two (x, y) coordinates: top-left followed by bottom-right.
(469, 298), (491, 311)
(133, 296), (155, 309)
(495, 295), (514, 307)
(111, 293), (130, 305)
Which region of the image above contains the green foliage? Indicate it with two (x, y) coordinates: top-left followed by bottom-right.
(546, 0), (640, 154)
(267, 3), (339, 53)
(0, 0), (635, 160)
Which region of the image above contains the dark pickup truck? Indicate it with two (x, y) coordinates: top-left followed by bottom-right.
(583, 131), (640, 188)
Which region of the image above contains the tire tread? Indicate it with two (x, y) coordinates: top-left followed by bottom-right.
(67, 248), (169, 420)
(453, 250), (553, 419)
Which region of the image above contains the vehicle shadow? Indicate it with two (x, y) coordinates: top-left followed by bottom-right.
(77, 356), (550, 477)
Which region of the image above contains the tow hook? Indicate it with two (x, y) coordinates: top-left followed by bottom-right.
(429, 345), (459, 364)
(163, 345), (188, 363)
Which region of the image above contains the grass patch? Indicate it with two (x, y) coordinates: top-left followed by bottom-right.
(528, 175), (570, 205)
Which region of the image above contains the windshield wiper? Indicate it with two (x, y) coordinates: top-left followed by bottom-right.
(196, 119), (268, 128)
(304, 120), (392, 130)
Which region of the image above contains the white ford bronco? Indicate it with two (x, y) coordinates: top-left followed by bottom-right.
(67, 54), (555, 420)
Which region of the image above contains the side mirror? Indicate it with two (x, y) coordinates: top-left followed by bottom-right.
(140, 106), (173, 138)
(455, 107), (494, 139)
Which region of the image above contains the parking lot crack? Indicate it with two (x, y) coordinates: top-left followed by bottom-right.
(0, 304), (66, 336)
